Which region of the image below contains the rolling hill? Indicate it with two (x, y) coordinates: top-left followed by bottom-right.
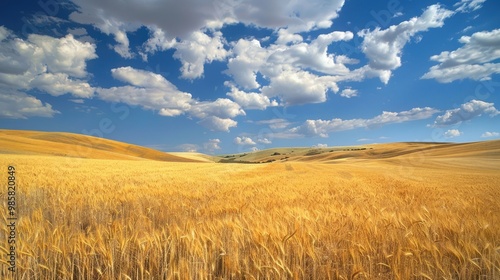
(0, 129), (202, 162)
(215, 140), (500, 167)
(2, 129), (499, 167)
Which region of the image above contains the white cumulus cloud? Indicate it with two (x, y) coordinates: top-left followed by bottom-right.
(189, 98), (245, 120)
(69, 0), (346, 77)
(0, 27), (97, 119)
(142, 26), (177, 56)
(481, 131), (499, 138)
(173, 31), (228, 79)
(0, 31), (97, 89)
(433, 100), (499, 126)
(257, 138), (272, 144)
(224, 31), (355, 106)
(97, 67), (193, 115)
(97, 67), (244, 132)
(422, 29), (500, 83)
(69, 0), (345, 40)
(203, 138), (221, 154)
(444, 129), (462, 138)
(289, 107), (439, 138)
(261, 69), (337, 106)
(0, 89), (59, 119)
(224, 39), (269, 90)
(198, 116), (238, 132)
(227, 86), (278, 110)
(358, 4), (453, 83)
(25, 33), (98, 78)
(267, 31), (354, 75)
(234, 136), (256, 146)
(340, 88), (358, 98)
(30, 73), (94, 98)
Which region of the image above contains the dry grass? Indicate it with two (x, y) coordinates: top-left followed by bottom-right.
(0, 144), (499, 279)
(0, 130), (200, 162)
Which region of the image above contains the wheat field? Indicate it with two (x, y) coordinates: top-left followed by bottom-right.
(0, 141), (499, 279)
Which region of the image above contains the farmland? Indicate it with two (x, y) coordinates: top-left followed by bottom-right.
(0, 130), (499, 279)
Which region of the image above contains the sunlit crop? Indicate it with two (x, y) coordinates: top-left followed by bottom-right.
(0, 151), (499, 279)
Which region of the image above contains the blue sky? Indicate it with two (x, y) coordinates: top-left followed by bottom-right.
(0, 0), (499, 154)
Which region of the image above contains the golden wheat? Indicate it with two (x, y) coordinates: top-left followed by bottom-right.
(0, 153), (498, 279)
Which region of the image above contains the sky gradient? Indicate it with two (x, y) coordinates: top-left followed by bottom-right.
(0, 0), (499, 154)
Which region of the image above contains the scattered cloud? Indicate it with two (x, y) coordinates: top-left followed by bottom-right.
(444, 129), (462, 138)
(433, 100), (499, 126)
(257, 138), (272, 144)
(177, 143), (199, 152)
(268, 31), (354, 75)
(422, 29), (500, 83)
(27, 33), (97, 78)
(454, 0), (486, 13)
(69, 3), (140, 58)
(481, 131), (499, 138)
(462, 26), (473, 33)
(0, 27), (97, 119)
(30, 73), (94, 98)
(256, 119), (292, 130)
(0, 30), (97, 83)
(69, 0), (345, 40)
(97, 67), (244, 132)
(393, 12), (404, 18)
(197, 116), (238, 132)
(68, 0), (346, 77)
(227, 85), (278, 110)
(224, 39), (268, 90)
(74, 105), (99, 114)
(289, 107), (439, 138)
(97, 67), (193, 116)
(234, 136), (256, 146)
(67, 27), (95, 44)
(67, 27), (89, 36)
(64, 1), (458, 109)
(189, 98), (245, 120)
(313, 143), (328, 148)
(0, 27), (10, 41)
(173, 31), (228, 79)
(0, 89), (59, 119)
(3, 1), (499, 154)
(358, 4), (453, 83)
(224, 32), (354, 106)
(203, 138), (221, 154)
(27, 14), (67, 26)
(261, 69), (337, 106)
(69, 99), (85, 104)
(141, 26), (177, 57)
(276, 29), (303, 45)
(340, 88), (358, 98)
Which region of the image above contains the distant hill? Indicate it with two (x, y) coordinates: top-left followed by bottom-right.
(215, 140), (500, 167)
(168, 152), (218, 163)
(0, 129), (202, 162)
(2, 129), (499, 166)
